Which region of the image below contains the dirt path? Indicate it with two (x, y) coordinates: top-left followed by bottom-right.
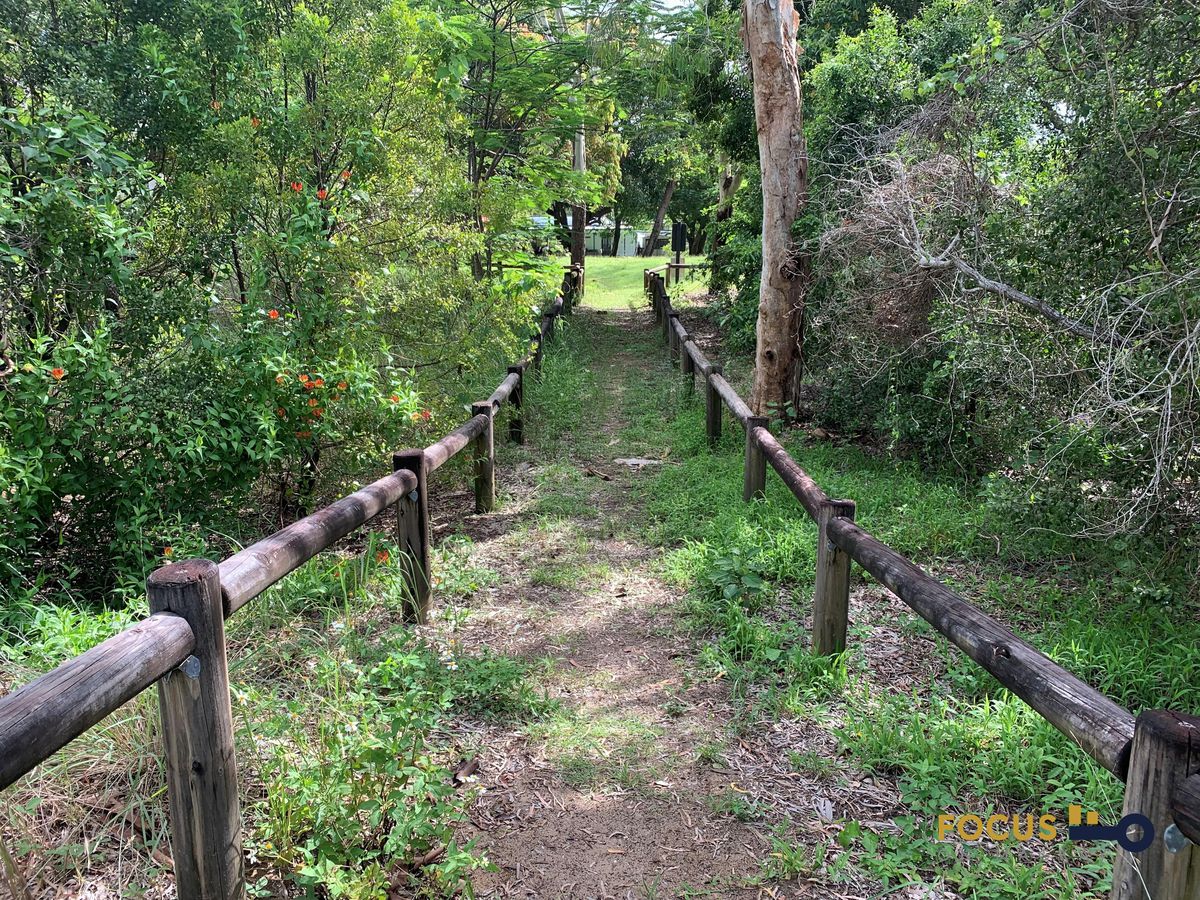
(424, 307), (781, 899)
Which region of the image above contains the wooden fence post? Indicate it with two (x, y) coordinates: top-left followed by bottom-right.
(668, 313), (680, 364)
(706, 364), (723, 447)
(812, 499), (856, 655)
(1111, 710), (1200, 900)
(147, 560), (244, 900)
(508, 365), (524, 445)
(681, 340), (695, 396)
(392, 449), (432, 623)
(471, 402), (496, 513)
(743, 415), (768, 501)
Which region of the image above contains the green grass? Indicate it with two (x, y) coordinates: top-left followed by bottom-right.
(529, 710), (667, 790)
(581, 253), (703, 310)
(628, 399), (1200, 895)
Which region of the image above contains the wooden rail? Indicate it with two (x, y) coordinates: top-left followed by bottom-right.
(0, 273), (580, 900)
(644, 269), (1200, 900)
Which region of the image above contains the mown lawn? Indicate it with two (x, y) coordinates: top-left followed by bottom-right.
(581, 252), (702, 310)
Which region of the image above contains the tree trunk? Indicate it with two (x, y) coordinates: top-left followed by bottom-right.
(610, 215), (621, 256)
(641, 178), (677, 258)
(570, 127), (586, 268)
(743, 0), (808, 417)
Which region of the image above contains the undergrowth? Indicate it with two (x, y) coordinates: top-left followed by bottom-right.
(1, 533), (549, 898)
(628, 302), (1200, 898)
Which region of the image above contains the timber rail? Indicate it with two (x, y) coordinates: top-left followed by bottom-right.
(0, 263), (584, 900)
(645, 269), (1200, 900)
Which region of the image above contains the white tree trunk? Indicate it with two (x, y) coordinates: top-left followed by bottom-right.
(743, 0), (807, 416)
(571, 126), (586, 268)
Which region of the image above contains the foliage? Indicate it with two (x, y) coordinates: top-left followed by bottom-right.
(0, 0), (591, 604)
(684, 0), (1200, 556)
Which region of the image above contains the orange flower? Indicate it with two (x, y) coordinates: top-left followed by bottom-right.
(313, 378), (324, 387)
(337, 381), (348, 390)
(308, 398), (319, 407)
(290, 181), (303, 192)
(316, 188), (328, 200)
(304, 381), (316, 391)
(390, 394), (400, 404)
(275, 374), (286, 385)
(299, 373), (310, 383)
(421, 409), (431, 421)
(163, 546), (173, 557)
(340, 169), (351, 182)
(251, 116), (261, 128)
(295, 429), (312, 439)
(331, 395), (341, 402)
(268, 309), (280, 320)
(210, 99), (222, 111)
(312, 408), (323, 417)
(277, 407), (287, 417)
(50, 367), (65, 381)
(375, 549), (390, 565)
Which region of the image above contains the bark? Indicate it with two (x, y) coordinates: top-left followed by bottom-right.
(641, 178), (677, 258)
(570, 203), (586, 266)
(570, 127), (586, 268)
(743, 0), (808, 417)
(716, 157), (742, 225)
(609, 216), (621, 256)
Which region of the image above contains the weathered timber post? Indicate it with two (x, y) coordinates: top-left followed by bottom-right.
(1111, 710), (1200, 900)
(743, 415), (768, 501)
(706, 364), (723, 447)
(812, 499), (856, 655)
(471, 402), (496, 514)
(508, 365), (525, 445)
(681, 341), (695, 397)
(392, 449), (432, 623)
(148, 560), (244, 900)
(668, 313), (681, 365)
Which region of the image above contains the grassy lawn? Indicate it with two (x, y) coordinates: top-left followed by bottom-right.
(581, 253), (703, 309)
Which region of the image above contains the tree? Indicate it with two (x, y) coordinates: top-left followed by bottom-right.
(742, 0), (808, 416)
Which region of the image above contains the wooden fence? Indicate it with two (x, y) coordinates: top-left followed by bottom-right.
(644, 269), (1200, 900)
(0, 264), (583, 900)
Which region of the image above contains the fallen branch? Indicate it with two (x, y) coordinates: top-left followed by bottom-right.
(921, 241), (1104, 342)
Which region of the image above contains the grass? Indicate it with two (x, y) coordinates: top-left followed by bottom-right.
(628, 387), (1200, 896)
(581, 253), (702, 310)
(530, 710), (667, 791)
(1, 533), (550, 896)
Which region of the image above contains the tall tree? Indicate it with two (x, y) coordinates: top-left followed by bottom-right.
(742, 0), (807, 416)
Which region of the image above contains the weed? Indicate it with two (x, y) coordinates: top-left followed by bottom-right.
(704, 789), (762, 822)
